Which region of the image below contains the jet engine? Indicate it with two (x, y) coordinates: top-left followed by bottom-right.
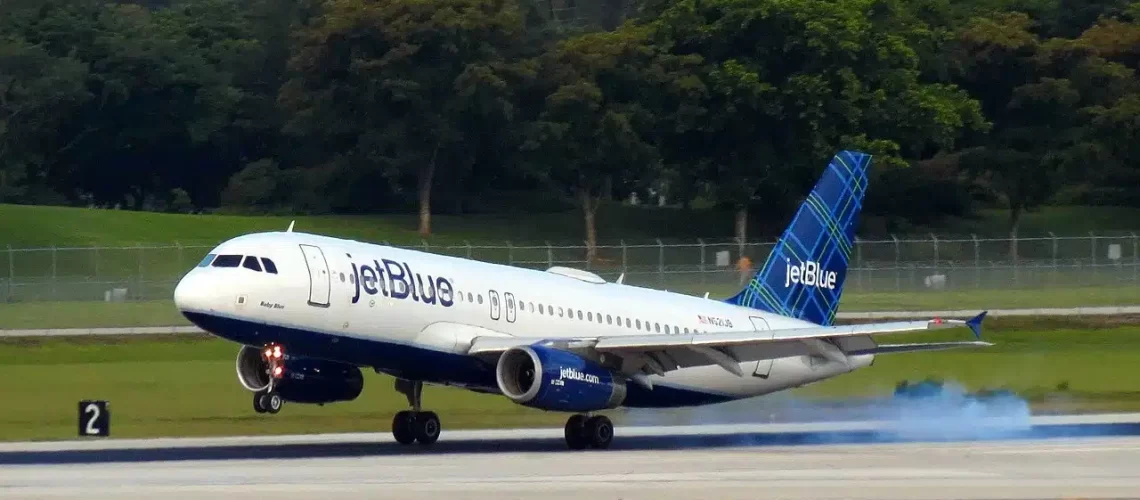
(495, 344), (626, 412)
(236, 345), (363, 404)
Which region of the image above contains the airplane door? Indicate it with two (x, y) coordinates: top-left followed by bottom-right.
(299, 244), (331, 307)
(504, 292), (516, 323)
(749, 316), (776, 378)
(489, 290), (501, 320)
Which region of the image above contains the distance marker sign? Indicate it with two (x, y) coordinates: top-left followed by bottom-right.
(78, 400), (110, 437)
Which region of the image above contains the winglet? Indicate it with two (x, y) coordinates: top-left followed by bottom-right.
(965, 311), (987, 339)
(287, 220), (295, 233)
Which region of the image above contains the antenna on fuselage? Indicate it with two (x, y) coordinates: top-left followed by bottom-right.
(286, 220), (295, 232)
(703, 292), (710, 299)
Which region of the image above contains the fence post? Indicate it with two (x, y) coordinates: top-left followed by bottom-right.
(698, 239), (706, 286)
(546, 241), (553, 269)
(892, 235), (900, 292)
(422, 239), (429, 253)
(621, 240), (627, 274)
(656, 238), (664, 287)
(584, 241), (591, 270)
(854, 236), (862, 292)
(971, 234), (980, 289)
(5, 245), (11, 302)
(1048, 231), (1058, 286)
(1090, 231), (1098, 287)
(930, 233), (939, 269)
(1133, 232), (1138, 282)
(506, 241), (513, 266)
(176, 241), (184, 272)
(93, 245), (99, 281)
(51, 245), (58, 300)
(465, 240), (472, 260)
(138, 244), (144, 301)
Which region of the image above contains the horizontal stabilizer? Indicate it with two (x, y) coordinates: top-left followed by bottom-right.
(849, 341), (993, 355)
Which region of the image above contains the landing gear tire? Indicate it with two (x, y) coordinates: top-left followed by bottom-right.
(392, 411), (417, 445)
(584, 415), (614, 449)
(255, 391), (282, 414)
(564, 414), (588, 450)
(414, 412), (441, 445)
(564, 414), (613, 450)
(391, 410), (441, 445)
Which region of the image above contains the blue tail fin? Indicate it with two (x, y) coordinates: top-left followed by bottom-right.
(724, 150), (871, 326)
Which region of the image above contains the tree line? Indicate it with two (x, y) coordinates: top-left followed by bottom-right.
(3, 0), (1140, 257)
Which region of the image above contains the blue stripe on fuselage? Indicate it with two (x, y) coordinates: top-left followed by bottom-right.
(179, 310), (737, 409)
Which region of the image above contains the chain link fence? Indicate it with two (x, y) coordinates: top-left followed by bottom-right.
(2, 233), (1139, 303)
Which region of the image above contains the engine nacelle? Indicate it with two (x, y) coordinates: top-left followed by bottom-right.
(495, 345), (626, 412)
(236, 345), (363, 404)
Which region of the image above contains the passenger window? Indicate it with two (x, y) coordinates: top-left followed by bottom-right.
(606, 314), (612, 324)
(350, 274), (356, 284)
(211, 255), (242, 268)
(242, 256), (263, 272)
(684, 327), (690, 334)
(625, 318), (631, 328)
(567, 308), (574, 319)
(261, 258), (278, 274)
(478, 295), (484, 304)
(674, 326), (680, 334)
(197, 254), (216, 267)
(636, 319), (642, 329)
(655, 323), (660, 333)
(339, 272), (345, 282)
(558, 307), (564, 317)
(596, 313), (602, 323)
(529, 303), (535, 313)
(468, 292), (474, 303)
(577, 310), (583, 320)
(588, 312), (593, 322)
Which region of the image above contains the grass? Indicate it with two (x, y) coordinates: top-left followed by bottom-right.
(2, 285), (1139, 330)
(0, 317), (1138, 441)
(5, 203), (1140, 250)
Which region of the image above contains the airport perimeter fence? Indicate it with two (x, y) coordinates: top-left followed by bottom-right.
(2, 233), (1140, 303)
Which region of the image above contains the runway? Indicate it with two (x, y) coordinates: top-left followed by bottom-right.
(2, 414), (1140, 499)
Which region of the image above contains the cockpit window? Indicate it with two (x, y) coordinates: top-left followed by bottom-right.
(197, 253), (216, 268)
(261, 258), (278, 274)
(211, 254), (243, 268)
(242, 256), (263, 272)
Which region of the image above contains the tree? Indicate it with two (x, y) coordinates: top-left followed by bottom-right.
(951, 12), (1138, 257)
(521, 27), (667, 262)
(280, 0), (528, 236)
(645, 0), (987, 248)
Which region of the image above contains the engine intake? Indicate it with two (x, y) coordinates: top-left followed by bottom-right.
(236, 345), (364, 404)
(495, 345), (626, 412)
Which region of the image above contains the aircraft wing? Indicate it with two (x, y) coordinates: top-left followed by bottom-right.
(466, 312), (990, 378)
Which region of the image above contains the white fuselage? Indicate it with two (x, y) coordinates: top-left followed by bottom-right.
(174, 231), (872, 408)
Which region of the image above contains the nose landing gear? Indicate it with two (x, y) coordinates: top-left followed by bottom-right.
(253, 343), (285, 414)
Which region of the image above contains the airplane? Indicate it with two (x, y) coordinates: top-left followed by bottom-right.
(173, 150), (991, 450)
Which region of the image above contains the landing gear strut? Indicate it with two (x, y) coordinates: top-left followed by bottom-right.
(253, 343), (285, 414)
(564, 413), (614, 450)
(392, 378), (441, 445)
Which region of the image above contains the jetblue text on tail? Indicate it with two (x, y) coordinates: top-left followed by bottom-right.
(784, 259), (837, 290)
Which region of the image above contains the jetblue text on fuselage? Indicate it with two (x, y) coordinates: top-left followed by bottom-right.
(350, 255), (455, 307)
(784, 258), (838, 290)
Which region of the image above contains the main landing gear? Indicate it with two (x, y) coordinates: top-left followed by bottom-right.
(392, 378), (441, 445)
(253, 343), (285, 414)
(563, 414), (614, 450)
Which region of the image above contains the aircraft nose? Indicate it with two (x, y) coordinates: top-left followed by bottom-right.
(174, 272), (211, 312)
